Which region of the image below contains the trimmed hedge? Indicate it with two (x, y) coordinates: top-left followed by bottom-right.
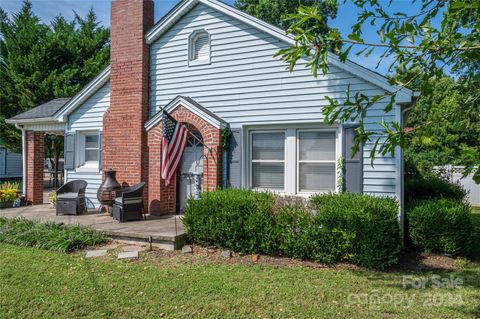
(0, 217), (107, 252)
(405, 176), (466, 203)
(407, 198), (474, 256)
(184, 189), (401, 269)
(311, 193), (402, 269)
(183, 189), (277, 254)
(275, 205), (355, 264)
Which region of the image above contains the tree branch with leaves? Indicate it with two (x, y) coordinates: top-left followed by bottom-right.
(276, 0), (479, 179)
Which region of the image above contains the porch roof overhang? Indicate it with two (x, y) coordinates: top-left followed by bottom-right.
(6, 98), (69, 131)
(145, 95), (227, 131)
(6, 66), (111, 131)
(6, 98), (70, 124)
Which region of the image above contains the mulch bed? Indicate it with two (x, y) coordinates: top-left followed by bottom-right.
(91, 241), (466, 273)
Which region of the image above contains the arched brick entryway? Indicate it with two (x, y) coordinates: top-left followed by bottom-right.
(146, 101), (224, 215)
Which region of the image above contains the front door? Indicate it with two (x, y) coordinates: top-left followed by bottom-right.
(178, 131), (204, 213)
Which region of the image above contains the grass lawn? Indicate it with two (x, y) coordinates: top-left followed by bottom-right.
(0, 209), (479, 319)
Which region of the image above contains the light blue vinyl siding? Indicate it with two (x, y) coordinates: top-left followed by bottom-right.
(0, 147), (22, 178)
(66, 82), (110, 208)
(149, 3), (400, 198)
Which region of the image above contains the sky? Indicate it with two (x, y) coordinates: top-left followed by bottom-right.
(1, 0), (426, 75)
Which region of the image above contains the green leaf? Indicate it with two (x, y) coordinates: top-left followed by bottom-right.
(347, 33), (364, 43)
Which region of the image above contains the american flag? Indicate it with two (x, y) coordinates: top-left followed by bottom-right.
(161, 111), (189, 185)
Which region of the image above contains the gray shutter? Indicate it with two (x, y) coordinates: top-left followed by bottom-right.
(64, 132), (75, 170)
(228, 128), (242, 188)
(343, 125), (363, 193)
(98, 131), (102, 171)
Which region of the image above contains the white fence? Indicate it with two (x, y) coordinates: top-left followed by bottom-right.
(433, 166), (480, 207)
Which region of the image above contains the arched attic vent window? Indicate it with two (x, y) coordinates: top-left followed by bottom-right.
(189, 30), (210, 66)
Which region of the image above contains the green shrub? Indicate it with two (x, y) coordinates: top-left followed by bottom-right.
(311, 193), (402, 269)
(185, 189), (402, 269)
(183, 189), (277, 254)
(0, 217), (107, 252)
(405, 176), (466, 203)
(407, 198), (473, 256)
(275, 205), (354, 263)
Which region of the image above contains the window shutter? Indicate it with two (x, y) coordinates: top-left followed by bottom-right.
(228, 128), (242, 188)
(98, 131), (102, 171)
(64, 132), (76, 170)
(343, 125), (363, 193)
(194, 34), (209, 60)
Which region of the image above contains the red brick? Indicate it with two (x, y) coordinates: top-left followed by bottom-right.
(103, 0), (153, 209)
(26, 131), (44, 205)
(147, 105), (222, 215)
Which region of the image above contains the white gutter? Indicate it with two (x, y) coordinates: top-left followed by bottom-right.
(6, 117), (60, 124)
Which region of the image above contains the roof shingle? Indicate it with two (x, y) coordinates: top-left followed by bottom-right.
(8, 98), (71, 121)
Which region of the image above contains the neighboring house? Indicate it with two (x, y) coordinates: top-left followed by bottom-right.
(0, 146), (22, 180)
(6, 0), (417, 223)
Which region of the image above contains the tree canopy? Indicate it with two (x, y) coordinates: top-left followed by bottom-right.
(276, 0), (480, 179)
(0, 0), (109, 152)
(234, 0), (338, 30)
(398, 72), (480, 175)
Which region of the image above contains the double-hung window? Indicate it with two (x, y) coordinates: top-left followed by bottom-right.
(77, 131), (100, 170)
(84, 134), (99, 164)
(248, 128), (337, 194)
(297, 131), (336, 192)
(250, 131), (285, 190)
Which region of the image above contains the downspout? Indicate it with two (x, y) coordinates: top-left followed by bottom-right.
(400, 102), (415, 242)
(15, 124), (27, 195)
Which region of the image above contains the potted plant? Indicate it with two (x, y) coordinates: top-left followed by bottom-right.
(0, 182), (19, 209)
(48, 191), (57, 207)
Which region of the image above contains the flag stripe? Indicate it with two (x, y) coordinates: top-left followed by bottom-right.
(166, 127), (188, 181)
(164, 125), (184, 176)
(161, 112), (189, 186)
(166, 126), (186, 181)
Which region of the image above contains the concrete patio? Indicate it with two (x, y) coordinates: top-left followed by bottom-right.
(0, 205), (185, 250)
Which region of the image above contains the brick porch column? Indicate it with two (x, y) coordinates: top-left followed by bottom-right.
(26, 131), (44, 205)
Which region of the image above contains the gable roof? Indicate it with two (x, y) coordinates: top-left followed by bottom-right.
(53, 66), (111, 122)
(6, 98), (71, 124)
(146, 0), (416, 103)
(6, 67), (110, 125)
(145, 95), (227, 131)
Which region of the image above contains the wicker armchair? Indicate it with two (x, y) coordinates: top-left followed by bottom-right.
(112, 182), (145, 222)
(56, 180), (87, 215)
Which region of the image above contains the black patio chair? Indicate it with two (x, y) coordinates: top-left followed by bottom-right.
(56, 180), (88, 215)
(112, 182), (145, 222)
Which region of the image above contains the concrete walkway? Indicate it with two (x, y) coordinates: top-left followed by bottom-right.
(0, 205), (185, 250)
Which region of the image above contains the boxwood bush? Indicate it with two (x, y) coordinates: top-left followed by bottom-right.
(405, 176), (466, 203)
(275, 206), (355, 264)
(407, 198), (473, 256)
(184, 189), (402, 269)
(311, 193), (402, 269)
(183, 189), (277, 254)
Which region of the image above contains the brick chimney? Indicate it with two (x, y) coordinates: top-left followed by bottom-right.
(103, 0), (154, 187)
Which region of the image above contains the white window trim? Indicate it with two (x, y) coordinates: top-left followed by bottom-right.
(245, 124), (341, 196)
(75, 130), (100, 172)
(188, 29), (211, 67)
(249, 130), (286, 192)
(296, 129), (337, 195)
